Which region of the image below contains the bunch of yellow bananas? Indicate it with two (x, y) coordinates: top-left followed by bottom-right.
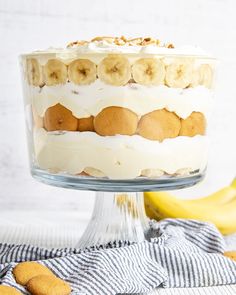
(144, 178), (236, 235)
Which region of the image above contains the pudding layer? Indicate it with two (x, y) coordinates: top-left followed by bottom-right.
(34, 128), (208, 179)
(30, 81), (213, 120)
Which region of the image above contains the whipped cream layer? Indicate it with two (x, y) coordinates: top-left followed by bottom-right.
(21, 41), (215, 69)
(34, 128), (208, 179)
(25, 41), (212, 58)
(30, 81), (213, 119)
(69, 42), (208, 56)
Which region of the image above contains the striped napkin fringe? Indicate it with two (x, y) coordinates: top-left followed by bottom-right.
(0, 219), (236, 295)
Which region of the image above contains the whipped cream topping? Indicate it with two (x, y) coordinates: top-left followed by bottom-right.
(66, 41), (208, 56)
(25, 42), (211, 58)
(30, 81), (213, 120)
(34, 128), (208, 179)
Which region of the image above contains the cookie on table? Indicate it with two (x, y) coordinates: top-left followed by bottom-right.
(94, 106), (138, 136)
(27, 274), (71, 295)
(0, 285), (22, 295)
(13, 261), (54, 285)
(138, 109), (181, 141)
(78, 116), (94, 131)
(179, 111), (206, 137)
(224, 251), (236, 261)
(44, 103), (78, 131)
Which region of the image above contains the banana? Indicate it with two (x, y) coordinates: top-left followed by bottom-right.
(132, 58), (165, 85)
(97, 54), (131, 86)
(68, 59), (97, 85)
(145, 192), (236, 235)
(43, 59), (67, 86)
(26, 58), (44, 86)
(144, 202), (157, 220)
(187, 178), (236, 206)
(165, 59), (193, 88)
(191, 64), (213, 88)
(144, 178), (236, 235)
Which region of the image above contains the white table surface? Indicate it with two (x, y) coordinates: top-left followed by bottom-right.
(1, 210), (236, 295)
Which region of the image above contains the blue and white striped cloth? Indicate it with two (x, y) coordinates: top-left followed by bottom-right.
(0, 219), (236, 295)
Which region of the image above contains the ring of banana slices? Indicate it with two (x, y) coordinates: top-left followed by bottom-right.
(25, 55), (214, 88)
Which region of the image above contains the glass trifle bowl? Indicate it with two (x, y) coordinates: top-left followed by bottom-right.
(20, 37), (216, 247)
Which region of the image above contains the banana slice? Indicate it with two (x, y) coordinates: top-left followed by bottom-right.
(179, 112), (206, 137)
(44, 103), (78, 131)
(165, 59), (193, 88)
(191, 64), (213, 88)
(78, 116), (94, 131)
(97, 55), (131, 86)
(175, 168), (192, 176)
(94, 106), (138, 136)
(190, 70), (200, 88)
(26, 58), (44, 86)
(132, 58), (165, 85)
(44, 59), (67, 86)
(68, 59), (96, 85)
(141, 169), (164, 178)
(198, 64), (213, 88)
(84, 167), (106, 178)
(138, 109), (181, 141)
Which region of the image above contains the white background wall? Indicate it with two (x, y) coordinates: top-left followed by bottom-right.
(0, 0), (236, 213)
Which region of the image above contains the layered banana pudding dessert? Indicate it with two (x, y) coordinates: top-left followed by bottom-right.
(21, 36), (215, 180)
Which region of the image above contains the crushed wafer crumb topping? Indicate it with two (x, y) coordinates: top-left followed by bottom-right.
(67, 36), (174, 48)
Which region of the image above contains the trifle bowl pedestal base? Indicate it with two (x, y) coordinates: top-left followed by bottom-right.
(32, 167), (205, 249)
(77, 192), (149, 249)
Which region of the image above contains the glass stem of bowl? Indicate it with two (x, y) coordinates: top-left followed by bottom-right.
(76, 192), (149, 249)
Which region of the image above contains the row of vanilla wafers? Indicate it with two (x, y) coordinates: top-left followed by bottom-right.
(34, 104), (206, 142)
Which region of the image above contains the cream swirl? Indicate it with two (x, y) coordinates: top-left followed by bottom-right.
(34, 129), (208, 179)
(29, 81), (213, 119)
